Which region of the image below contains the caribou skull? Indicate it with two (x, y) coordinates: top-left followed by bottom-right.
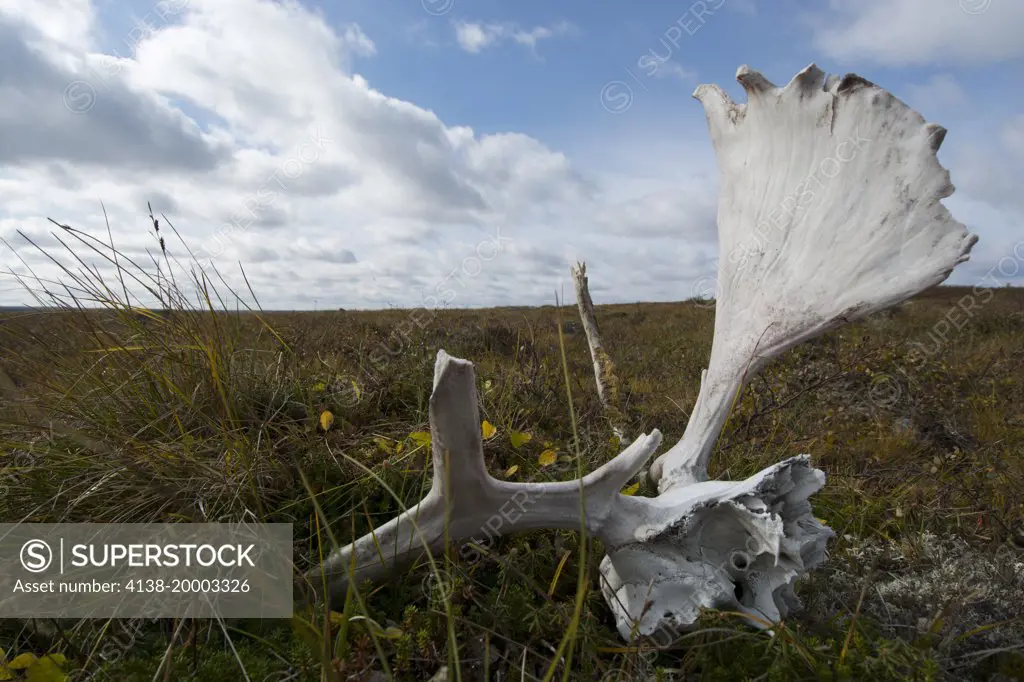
(305, 64), (978, 642)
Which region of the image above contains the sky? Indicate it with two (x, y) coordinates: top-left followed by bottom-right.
(0, 0), (1022, 310)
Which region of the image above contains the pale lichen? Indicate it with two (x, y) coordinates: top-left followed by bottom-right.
(806, 531), (1024, 656)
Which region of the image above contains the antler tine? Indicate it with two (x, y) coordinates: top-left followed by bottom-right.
(308, 349), (662, 606)
(306, 351), (484, 598)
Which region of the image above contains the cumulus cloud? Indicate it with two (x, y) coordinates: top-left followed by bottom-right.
(807, 0), (1024, 66)
(1, 0), (1018, 312)
(591, 185), (717, 240)
(0, 0), (711, 310)
(0, 16), (226, 171)
(2, 0), (96, 51)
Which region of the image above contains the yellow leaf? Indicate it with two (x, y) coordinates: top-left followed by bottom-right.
(7, 653), (37, 670)
(538, 449), (557, 467)
(319, 410), (334, 431)
(481, 420), (497, 440)
(0, 669), (12, 681)
(349, 379), (362, 401)
(621, 482), (640, 496)
(373, 437), (394, 454)
(504, 464), (519, 478)
(409, 431), (432, 447)
(311, 381), (326, 392)
(509, 431), (532, 449)
(25, 656), (67, 682)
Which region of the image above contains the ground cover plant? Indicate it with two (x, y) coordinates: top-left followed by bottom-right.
(0, 220), (1021, 681)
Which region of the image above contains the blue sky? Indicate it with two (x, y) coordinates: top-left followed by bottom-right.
(1, 0), (1022, 309)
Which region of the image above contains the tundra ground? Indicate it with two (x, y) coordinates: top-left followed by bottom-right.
(1, 278), (1021, 681)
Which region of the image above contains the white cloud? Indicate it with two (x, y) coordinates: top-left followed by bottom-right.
(338, 24), (376, 58)
(1, 1), (1018, 312)
(807, 0), (1024, 66)
(510, 22), (573, 50)
(0, 16), (226, 172)
(454, 22), (496, 53)
(644, 57), (696, 82)
(453, 20), (574, 55)
(2, 0), (95, 51)
(0, 0), (713, 310)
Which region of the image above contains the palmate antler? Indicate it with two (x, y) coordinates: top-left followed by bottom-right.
(648, 65), (978, 492)
(306, 64), (977, 641)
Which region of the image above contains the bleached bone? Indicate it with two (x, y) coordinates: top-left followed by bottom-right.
(307, 348), (830, 639)
(571, 261), (626, 442)
(307, 349), (663, 593)
(307, 63), (977, 641)
(649, 64), (977, 492)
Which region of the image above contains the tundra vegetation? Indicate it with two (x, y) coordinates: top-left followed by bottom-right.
(0, 225), (1021, 680)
